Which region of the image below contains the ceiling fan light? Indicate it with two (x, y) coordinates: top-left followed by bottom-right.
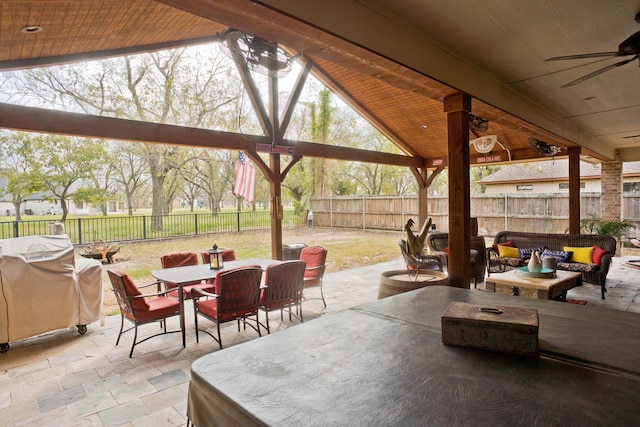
(470, 135), (498, 153)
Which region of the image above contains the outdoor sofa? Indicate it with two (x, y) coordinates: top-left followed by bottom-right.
(488, 230), (617, 299)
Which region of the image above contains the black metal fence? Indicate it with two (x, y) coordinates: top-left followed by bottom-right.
(0, 210), (304, 245)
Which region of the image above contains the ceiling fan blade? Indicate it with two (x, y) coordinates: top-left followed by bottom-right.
(561, 55), (638, 87)
(546, 51), (626, 61)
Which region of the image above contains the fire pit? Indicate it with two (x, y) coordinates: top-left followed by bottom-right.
(81, 240), (120, 264)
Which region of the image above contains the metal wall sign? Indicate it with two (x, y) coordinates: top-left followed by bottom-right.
(256, 143), (295, 155)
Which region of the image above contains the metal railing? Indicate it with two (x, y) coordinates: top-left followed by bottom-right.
(0, 210), (304, 245)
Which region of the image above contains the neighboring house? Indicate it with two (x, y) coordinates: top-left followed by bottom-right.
(0, 178), (93, 217)
(478, 160), (640, 194)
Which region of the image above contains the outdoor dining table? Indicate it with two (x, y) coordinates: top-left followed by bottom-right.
(151, 258), (281, 348)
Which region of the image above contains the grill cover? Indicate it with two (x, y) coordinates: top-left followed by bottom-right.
(0, 235), (102, 343)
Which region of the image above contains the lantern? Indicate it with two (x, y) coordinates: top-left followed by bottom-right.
(209, 244), (224, 270)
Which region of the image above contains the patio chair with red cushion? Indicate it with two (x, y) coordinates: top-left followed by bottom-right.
(191, 265), (263, 350)
(107, 270), (181, 358)
(160, 251), (215, 298)
(299, 245), (328, 307)
(259, 260), (306, 333)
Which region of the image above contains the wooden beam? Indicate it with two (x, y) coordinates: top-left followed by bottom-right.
(0, 103), (420, 167)
(0, 36), (221, 71)
(279, 60), (312, 139)
(229, 43), (273, 137)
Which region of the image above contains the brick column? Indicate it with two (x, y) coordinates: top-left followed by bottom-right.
(601, 161), (622, 221)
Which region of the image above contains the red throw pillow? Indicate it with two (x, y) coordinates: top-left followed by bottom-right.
(493, 240), (513, 254)
(592, 245), (607, 267)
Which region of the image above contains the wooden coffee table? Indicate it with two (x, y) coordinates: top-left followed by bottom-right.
(485, 269), (581, 301)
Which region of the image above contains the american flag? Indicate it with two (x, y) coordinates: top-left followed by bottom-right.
(233, 151), (256, 202)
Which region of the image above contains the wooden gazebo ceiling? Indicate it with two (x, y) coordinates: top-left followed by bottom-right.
(0, 0), (584, 166)
(0, 1), (225, 69)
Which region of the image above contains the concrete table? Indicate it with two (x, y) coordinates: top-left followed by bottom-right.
(485, 269), (581, 300)
(187, 286), (640, 426)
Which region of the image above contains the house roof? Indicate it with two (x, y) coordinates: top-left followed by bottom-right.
(479, 161), (640, 184)
(0, 1), (638, 167)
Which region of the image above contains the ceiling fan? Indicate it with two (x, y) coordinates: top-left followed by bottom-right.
(546, 14), (640, 87)
(217, 29), (300, 78)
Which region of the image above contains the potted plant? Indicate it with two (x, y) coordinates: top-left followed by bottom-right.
(580, 215), (632, 256)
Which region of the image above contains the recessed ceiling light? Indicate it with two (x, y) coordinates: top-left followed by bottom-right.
(421, 125), (428, 129)
(583, 96), (596, 101)
(21, 25), (43, 34)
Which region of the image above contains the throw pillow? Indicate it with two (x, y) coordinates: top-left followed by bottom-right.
(492, 240), (513, 254)
(541, 248), (572, 263)
(563, 246), (595, 264)
(498, 245), (520, 258)
(592, 245), (607, 267)
(518, 247), (544, 260)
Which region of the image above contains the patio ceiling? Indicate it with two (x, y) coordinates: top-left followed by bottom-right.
(1, 1), (638, 165)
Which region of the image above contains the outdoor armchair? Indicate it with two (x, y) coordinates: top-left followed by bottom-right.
(160, 251), (215, 298)
(299, 245), (328, 307)
(107, 270), (181, 358)
(259, 260), (306, 333)
(398, 239), (443, 273)
(191, 265), (263, 350)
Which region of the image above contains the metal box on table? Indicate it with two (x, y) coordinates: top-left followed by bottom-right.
(441, 301), (539, 356)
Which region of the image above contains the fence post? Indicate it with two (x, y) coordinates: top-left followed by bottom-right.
(330, 195), (333, 228)
(401, 195), (405, 231)
(77, 219), (82, 244)
(362, 195), (366, 230)
(13, 221), (18, 238)
(504, 194), (508, 231)
(237, 211), (241, 232)
(194, 214), (198, 235)
(142, 216), (147, 240)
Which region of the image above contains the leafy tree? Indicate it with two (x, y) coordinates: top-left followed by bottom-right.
(24, 135), (106, 220)
(7, 45), (244, 229)
(110, 142), (149, 216)
(470, 165), (505, 194)
(0, 132), (44, 220)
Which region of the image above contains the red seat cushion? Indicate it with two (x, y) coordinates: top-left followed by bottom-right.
(197, 297), (256, 322)
(128, 297), (180, 322)
(300, 247), (326, 282)
(117, 271), (150, 312)
(161, 252), (200, 288)
(201, 249), (237, 264)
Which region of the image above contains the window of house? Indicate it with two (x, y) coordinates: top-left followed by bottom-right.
(558, 182), (585, 190)
(516, 185), (533, 191)
(624, 182), (640, 192)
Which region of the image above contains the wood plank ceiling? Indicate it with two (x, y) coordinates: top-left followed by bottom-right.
(0, 0), (588, 166)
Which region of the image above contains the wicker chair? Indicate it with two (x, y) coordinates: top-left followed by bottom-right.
(398, 239), (443, 276)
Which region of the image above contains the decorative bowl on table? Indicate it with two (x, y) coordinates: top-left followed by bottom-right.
(516, 266), (556, 278)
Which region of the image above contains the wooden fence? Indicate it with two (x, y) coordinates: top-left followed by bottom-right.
(309, 194), (640, 239)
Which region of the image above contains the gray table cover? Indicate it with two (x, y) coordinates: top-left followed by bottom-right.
(188, 286), (640, 426)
